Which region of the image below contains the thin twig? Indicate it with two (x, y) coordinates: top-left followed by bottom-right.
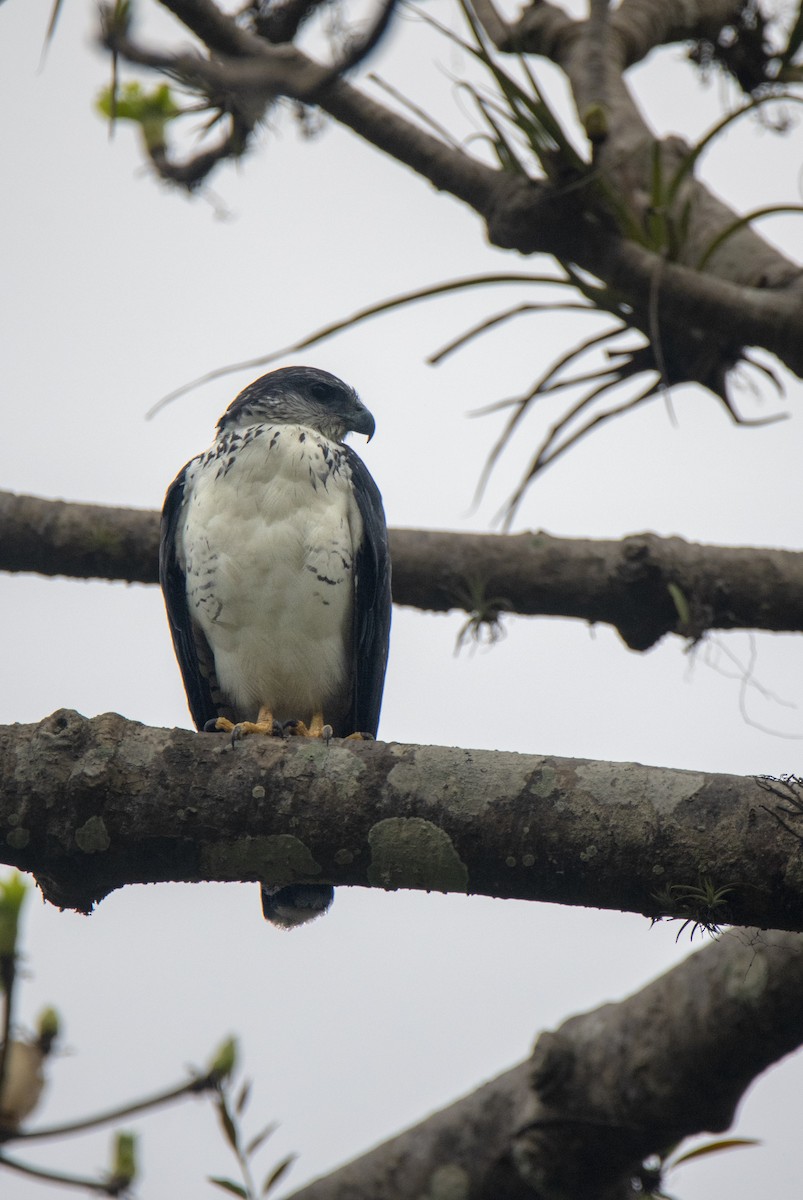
(10, 1072), (217, 1142)
(0, 1151), (119, 1194)
(0, 955), (16, 1121)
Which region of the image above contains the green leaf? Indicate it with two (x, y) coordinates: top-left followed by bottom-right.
(95, 81), (182, 151)
(666, 582), (690, 628)
(146, 272), (570, 417)
(110, 1131), (138, 1187)
(670, 1137), (761, 1167)
(209, 1176), (249, 1198)
(209, 1037), (238, 1082)
(262, 1154), (297, 1195)
(469, 90), (529, 175)
(666, 93), (803, 207)
(235, 1079), (252, 1117)
(35, 1006), (60, 1054)
(0, 872), (28, 963)
(697, 204), (803, 270)
(43, 0), (65, 55)
(217, 1097), (240, 1153)
(245, 1121), (278, 1158)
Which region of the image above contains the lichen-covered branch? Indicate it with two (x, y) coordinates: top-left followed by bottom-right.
(286, 926), (803, 1200)
(1, 710), (802, 930)
(3, 490), (803, 649)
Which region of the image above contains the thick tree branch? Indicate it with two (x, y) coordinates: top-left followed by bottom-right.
(2, 490), (802, 649)
(507, 0), (745, 68)
(103, 0), (803, 409)
(609, 0), (748, 70)
(1, 710), (802, 931)
(286, 926), (803, 1200)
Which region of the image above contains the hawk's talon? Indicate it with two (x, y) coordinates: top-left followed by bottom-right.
(345, 731), (375, 741)
(282, 715), (332, 740)
(204, 717), (235, 734)
(222, 717), (284, 745)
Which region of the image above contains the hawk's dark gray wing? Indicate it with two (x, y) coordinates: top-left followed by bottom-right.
(345, 446), (392, 738)
(159, 465), (220, 731)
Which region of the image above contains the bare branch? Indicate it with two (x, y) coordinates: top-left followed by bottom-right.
(287, 927), (803, 1200)
(102, 0), (803, 407)
(158, 0), (261, 57)
(3, 491), (803, 649)
(333, 0), (401, 76)
(509, 0), (748, 69)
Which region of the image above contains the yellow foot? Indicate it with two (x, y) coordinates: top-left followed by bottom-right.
(283, 711), (333, 742)
(203, 707), (282, 743)
(344, 732), (375, 741)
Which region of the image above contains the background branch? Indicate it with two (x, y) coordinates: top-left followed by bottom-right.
(100, 0), (803, 448)
(2, 490), (802, 649)
(286, 926), (803, 1200)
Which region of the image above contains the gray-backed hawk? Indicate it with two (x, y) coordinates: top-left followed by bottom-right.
(159, 366), (391, 928)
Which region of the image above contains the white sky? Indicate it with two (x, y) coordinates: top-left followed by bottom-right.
(2, 1), (803, 1197)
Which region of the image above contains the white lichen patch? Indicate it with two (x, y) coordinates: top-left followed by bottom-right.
(281, 742), (365, 802)
(74, 815), (111, 853)
(116, 737), (157, 770)
(420, 1164), (471, 1200)
(725, 946), (770, 1004)
(367, 817), (468, 892)
(387, 749), (534, 817)
(71, 750), (113, 786)
(281, 742), (332, 778)
(531, 765), (557, 797)
(202, 834), (322, 884)
(575, 762), (705, 815)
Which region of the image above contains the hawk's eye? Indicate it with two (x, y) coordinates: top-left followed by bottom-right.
(310, 381), (336, 402)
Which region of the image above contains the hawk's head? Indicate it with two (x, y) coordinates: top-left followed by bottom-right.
(218, 366), (376, 444)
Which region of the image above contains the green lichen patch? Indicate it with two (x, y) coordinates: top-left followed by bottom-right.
(74, 815), (111, 853)
(201, 834), (322, 885)
(367, 817), (468, 892)
(5, 827), (30, 850)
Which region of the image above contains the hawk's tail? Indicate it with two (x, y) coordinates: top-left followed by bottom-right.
(261, 883), (335, 929)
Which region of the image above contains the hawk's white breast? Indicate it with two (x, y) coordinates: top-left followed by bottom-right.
(178, 424), (363, 727)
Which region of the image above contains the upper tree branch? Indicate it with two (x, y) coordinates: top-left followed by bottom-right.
(1, 492), (801, 652)
(286, 926), (803, 1200)
(2, 490), (802, 650)
(105, 23), (506, 213)
(104, 0), (803, 392)
(2, 710), (803, 930)
(507, 0), (745, 67)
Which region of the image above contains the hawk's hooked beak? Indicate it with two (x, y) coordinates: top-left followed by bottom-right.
(349, 402), (376, 442)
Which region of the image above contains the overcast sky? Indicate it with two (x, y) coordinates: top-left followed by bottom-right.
(2, 1), (803, 1197)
